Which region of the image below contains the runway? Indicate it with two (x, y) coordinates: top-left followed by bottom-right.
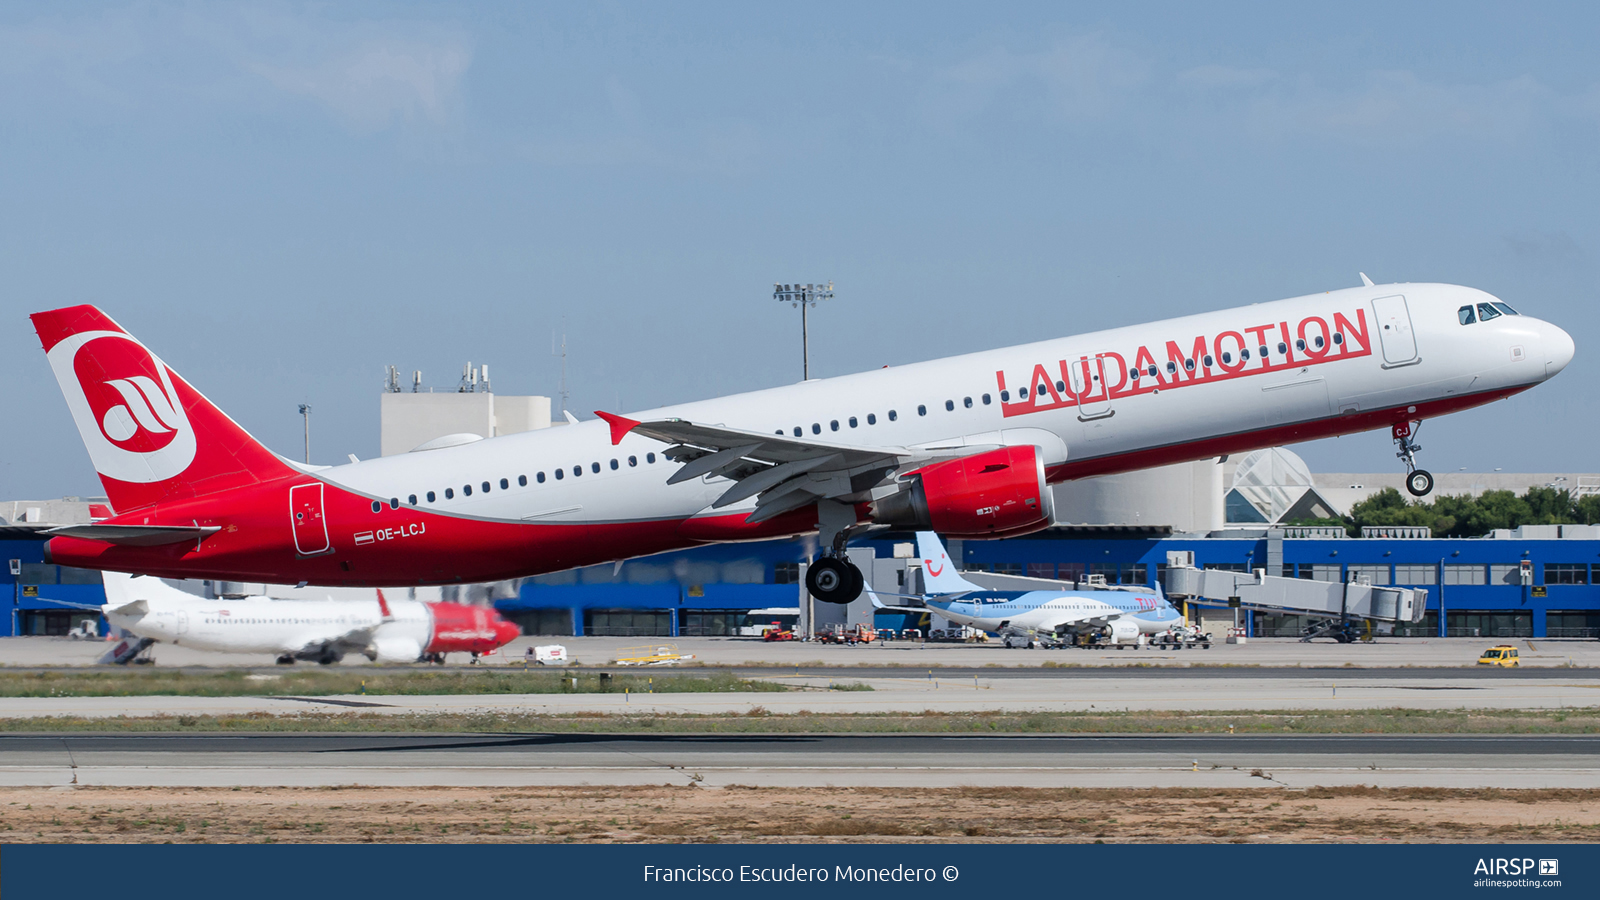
(4, 732), (1597, 789)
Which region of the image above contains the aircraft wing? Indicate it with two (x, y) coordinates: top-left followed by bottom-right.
(595, 412), (986, 523)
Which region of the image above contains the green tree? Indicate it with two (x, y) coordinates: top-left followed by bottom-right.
(1343, 486), (1588, 538)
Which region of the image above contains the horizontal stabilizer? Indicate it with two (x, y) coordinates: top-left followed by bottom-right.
(106, 599), (149, 617)
(44, 524), (220, 547)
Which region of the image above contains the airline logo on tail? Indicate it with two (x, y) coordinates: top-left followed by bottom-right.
(46, 330), (196, 484)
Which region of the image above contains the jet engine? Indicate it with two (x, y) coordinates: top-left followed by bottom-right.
(369, 636), (424, 663)
(1105, 619), (1140, 645)
(871, 445), (1055, 538)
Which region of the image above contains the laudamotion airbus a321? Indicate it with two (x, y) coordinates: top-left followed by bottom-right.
(30, 279), (1573, 603)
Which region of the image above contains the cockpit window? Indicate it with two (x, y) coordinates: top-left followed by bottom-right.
(1477, 302), (1502, 321)
(1491, 302), (1520, 316)
(1458, 305), (1476, 325)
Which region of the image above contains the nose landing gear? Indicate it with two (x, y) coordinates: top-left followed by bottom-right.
(1393, 420), (1434, 497)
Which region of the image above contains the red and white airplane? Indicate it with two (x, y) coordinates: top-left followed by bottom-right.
(30, 281), (1573, 604)
(99, 574), (520, 665)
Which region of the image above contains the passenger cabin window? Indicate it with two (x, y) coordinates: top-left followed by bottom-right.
(888, 410), (898, 421)
(1053, 380), (1064, 393)
(944, 400), (954, 411)
(830, 420), (839, 431)
(591, 462), (601, 474)
(518, 475), (527, 486)
(445, 488), (455, 498)
(427, 491), (436, 502)
(371, 500), (381, 513)
(463, 484), (472, 496)
(1277, 342), (1288, 354)
(793, 427), (802, 437)
(408, 494), (418, 505)
(982, 394), (991, 405)
(1000, 390), (1010, 401)
(628, 455), (638, 466)
(389, 498), (399, 509)
(1477, 302), (1502, 321)
(917, 405), (927, 416)
(1018, 387), (1028, 399)
(963, 397), (972, 408)
(867, 413), (877, 425)
(554, 470), (563, 480)
(647, 452), (656, 463)
(536, 472), (546, 483)
(848, 416), (858, 428)
(812, 423), (821, 434)
(482, 481), (491, 493)
(501, 478), (510, 490)
(610, 459), (619, 470)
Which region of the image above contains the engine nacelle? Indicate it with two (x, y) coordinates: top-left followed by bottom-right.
(871, 445), (1055, 538)
(370, 636), (424, 663)
(1105, 619), (1140, 645)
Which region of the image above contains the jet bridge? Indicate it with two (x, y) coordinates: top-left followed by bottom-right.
(1161, 552), (1427, 641)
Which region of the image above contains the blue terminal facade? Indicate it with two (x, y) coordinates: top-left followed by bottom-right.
(5, 528), (1600, 639)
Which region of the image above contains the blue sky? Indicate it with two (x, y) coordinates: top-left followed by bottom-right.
(3, 2), (1598, 499)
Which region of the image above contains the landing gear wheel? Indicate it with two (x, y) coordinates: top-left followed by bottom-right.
(1406, 469), (1434, 497)
(806, 556), (864, 604)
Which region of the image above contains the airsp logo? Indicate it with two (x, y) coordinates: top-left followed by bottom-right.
(47, 330), (196, 484)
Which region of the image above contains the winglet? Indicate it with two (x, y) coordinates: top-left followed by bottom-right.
(594, 411), (641, 446)
(376, 589), (394, 621)
(1359, 272), (1375, 287)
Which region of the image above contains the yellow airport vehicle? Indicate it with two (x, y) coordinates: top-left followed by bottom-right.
(1477, 645), (1520, 667)
(614, 645), (696, 666)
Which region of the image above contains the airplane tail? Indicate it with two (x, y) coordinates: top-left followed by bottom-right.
(31, 305), (299, 513)
(914, 531), (982, 595)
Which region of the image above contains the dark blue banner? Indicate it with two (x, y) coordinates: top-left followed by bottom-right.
(4, 844), (1596, 899)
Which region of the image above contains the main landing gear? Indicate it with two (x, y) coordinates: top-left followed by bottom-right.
(804, 501), (866, 605)
(1393, 420), (1434, 497)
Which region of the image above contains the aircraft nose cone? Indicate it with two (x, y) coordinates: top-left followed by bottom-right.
(495, 619), (521, 646)
(1545, 322), (1576, 378)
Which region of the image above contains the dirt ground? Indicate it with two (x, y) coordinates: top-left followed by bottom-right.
(2, 785), (1598, 843)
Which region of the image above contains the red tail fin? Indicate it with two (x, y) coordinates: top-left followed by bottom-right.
(31, 305), (299, 513)
(376, 589), (394, 620)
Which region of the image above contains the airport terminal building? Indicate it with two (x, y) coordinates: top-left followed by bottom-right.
(6, 523), (1600, 640)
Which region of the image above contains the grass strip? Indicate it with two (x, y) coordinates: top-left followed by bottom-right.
(0, 669), (789, 697)
(3, 706), (1598, 733)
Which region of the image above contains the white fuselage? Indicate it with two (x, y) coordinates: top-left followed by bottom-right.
(930, 590), (1181, 636)
(315, 284), (1572, 530)
(101, 576), (432, 662)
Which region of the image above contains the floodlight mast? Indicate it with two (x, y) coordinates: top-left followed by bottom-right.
(772, 281), (833, 380)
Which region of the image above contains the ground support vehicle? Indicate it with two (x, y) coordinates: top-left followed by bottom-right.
(1477, 645), (1521, 667)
